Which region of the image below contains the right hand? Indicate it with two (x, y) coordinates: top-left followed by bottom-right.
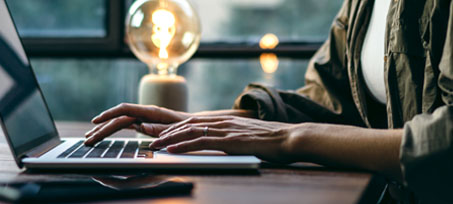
(84, 103), (190, 146)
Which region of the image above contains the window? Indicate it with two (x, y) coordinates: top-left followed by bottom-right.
(6, 0), (342, 121)
(31, 58), (308, 121)
(127, 0), (342, 42)
(6, 0), (107, 37)
(193, 0), (342, 42)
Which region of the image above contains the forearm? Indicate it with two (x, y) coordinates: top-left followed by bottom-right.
(193, 109), (257, 118)
(284, 123), (403, 181)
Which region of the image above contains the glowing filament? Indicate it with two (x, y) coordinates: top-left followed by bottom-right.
(259, 33), (279, 49)
(151, 9), (176, 59)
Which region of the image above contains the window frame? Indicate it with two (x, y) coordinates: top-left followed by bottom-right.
(21, 0), (322, 59)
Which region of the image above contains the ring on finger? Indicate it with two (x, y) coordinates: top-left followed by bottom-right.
(203, 126), (209, 136)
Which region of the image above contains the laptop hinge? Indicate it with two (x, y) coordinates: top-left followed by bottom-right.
(24, 138), (62, 158)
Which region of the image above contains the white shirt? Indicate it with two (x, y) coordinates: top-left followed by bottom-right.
(360, 0), (392, 104)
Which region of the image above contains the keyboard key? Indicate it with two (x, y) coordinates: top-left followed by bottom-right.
(120, 141), (138, 158)
(137, 151), (153, 158)
(68, 144), (93, 158)
(103, 141), (125, 158)
(137, 141), (153, 158)
(140, 141), (152, 148)
(57, 140), (83, 158)
(86, 140), (111, 158)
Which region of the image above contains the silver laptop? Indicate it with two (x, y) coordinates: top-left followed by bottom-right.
(0, 0), (260, 170)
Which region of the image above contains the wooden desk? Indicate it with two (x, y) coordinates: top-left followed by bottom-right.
(0, 122), (382, 204)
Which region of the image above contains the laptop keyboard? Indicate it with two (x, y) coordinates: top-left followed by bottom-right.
(57, 140), (153, 159)
(57, 140), (83, 158)
(120, 141), (139, 158)
(86, 140), (111, 158)
(103, 141), (125, 158)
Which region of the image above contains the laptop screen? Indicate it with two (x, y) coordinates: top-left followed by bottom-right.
(0, 0), (58, 158)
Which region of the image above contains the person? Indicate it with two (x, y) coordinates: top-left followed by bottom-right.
(85, 0), (453, 203)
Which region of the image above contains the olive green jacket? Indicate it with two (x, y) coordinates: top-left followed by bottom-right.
(234, 0), (453, 203)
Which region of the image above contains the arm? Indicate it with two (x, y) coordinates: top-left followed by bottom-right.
(395, 2), (453, 203)
(284, 123), (403, 181)
(151, 116), (403, 181)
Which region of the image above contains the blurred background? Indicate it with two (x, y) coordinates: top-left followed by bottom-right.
(5, 0), (342, 121)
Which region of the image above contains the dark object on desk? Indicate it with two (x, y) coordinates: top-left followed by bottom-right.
(0, 175), (193, 203)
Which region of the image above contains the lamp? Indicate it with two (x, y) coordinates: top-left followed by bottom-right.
(126, 0), (201, 111)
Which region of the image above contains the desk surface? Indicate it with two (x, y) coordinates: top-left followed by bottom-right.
(0, 122), (377, 204)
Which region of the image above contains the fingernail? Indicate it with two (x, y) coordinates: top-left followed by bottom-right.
(85, 130), (94, 136)
(91, 116), (100, 123)
(150, 140), (162, 149)
(85, 135), (97, 145)
(84, 139), (92, 146)
(149, 144), (161, 151)
(166, 145), (178, 152)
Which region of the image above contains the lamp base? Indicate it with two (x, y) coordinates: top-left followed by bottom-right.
(137, 74), (188, 138)
(139, 74), (188, 111)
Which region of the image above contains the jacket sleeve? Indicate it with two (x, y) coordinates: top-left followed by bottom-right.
(233, 0), (364, 126)
(400, 2), (453, 203)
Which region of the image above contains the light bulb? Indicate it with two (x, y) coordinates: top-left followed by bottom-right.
(126, 0), (201, 76)
(259, 33), (279, 49)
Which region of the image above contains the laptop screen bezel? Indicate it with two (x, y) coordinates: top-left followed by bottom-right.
(0, 0), (60, 168)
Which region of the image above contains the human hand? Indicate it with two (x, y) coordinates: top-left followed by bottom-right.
(149, 116), (294, 162)
(84, 103), (190, 146)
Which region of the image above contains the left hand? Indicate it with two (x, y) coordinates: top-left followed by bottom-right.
(147, 116), (294, 162)
(84, 103), (190, 146)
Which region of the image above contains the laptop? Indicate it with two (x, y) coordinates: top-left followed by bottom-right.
(0, 0), (260, 170)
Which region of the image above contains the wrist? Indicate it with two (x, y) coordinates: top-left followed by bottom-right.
(281, 122), (317, 163)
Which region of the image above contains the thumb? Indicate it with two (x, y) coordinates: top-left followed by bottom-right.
(140, 123), (170, 137)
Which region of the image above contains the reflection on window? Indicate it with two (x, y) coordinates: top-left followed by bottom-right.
(30, 58), (307, 121)
(6, 0), (106, 37)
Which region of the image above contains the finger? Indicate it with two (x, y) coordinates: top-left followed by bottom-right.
(85, 123), (107, 138)
(166, 137), (225, 153)
(150, 127), (226, 149)
(140, 123), (170, 137)
(87, 119), (142, 138)
(85, 116), (136, 146)
(159, 121), (234, 139)
(128, 124), (145, 134)
(126, 124), (139, 130)
(91, 103), (148, 124)
(92, 103), (180, 124)
(159, 123), (193, 139)
(158, 118), (192, 137)
(159, 117), (233, 137)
